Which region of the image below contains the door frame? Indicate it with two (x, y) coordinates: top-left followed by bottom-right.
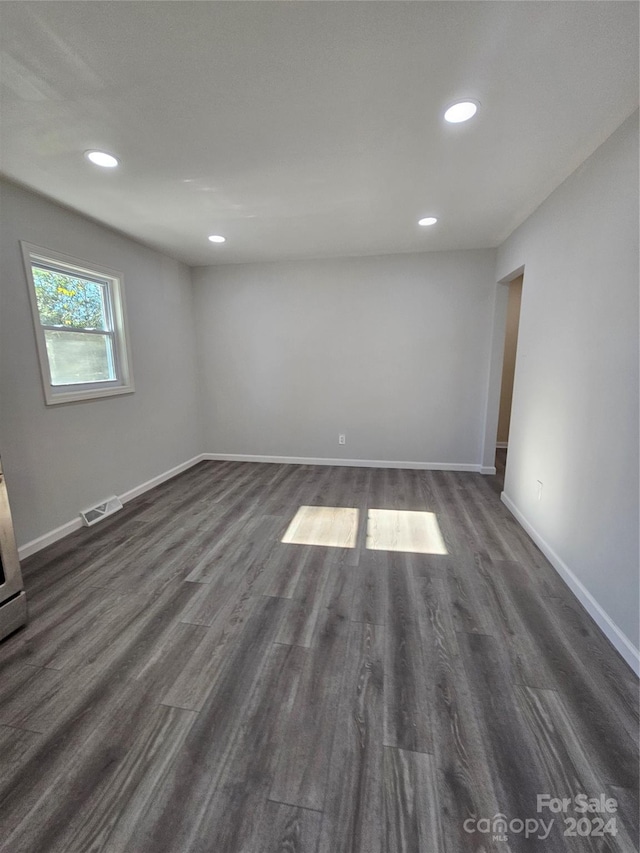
(480, 265), (525, 477)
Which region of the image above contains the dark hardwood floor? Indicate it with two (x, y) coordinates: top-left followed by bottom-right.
(0, 461), (637, 852)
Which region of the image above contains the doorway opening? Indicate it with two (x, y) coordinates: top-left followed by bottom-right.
(495, 273), (523, 489)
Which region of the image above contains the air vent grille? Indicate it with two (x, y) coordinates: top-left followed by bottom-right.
(80, 496), (123, 527)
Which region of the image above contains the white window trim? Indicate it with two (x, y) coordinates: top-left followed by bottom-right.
(21, 242), (135, 405)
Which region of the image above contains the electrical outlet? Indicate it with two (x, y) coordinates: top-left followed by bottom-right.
(537, 480), (543, 501)
(338, 434), (346, 445)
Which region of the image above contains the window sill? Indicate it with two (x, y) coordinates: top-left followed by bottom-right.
(44, 384), (135, 406)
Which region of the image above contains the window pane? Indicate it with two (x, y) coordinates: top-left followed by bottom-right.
(32, 267), (109, 331)
(44, 330), (116, 385)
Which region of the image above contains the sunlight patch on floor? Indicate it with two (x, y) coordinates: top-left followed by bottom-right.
(282, 505), (359, 548)
(365, 509), (448, 554)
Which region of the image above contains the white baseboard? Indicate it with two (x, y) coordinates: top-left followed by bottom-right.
(480, 466), (497, 475)
(118, 454), (205, 503)
(201, 452), (482, 472)
(18, 517), (84, 560)
(18, 454), (205, 560)
(501, 491), (640, 676)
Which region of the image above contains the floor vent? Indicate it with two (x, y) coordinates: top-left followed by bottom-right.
(80, 496), (123, 527)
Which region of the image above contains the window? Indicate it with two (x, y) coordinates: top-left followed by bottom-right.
(21, 243), (134, 405)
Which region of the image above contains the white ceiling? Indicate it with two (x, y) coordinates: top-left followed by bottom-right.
(1, 1), (638, 266)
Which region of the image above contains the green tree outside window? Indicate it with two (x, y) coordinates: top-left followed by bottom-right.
(32, 267), (107, 330)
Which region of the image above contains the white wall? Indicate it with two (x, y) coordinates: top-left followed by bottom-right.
(496, 111), (639, 656)
(192, 250), (497, 467)
(0, 180), (202, 547)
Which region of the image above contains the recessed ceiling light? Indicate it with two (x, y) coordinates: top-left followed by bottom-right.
(208, 235), (226, 243)
(418, 217), (438, 226)
(444, 100), (479, 124)
(85, 150), (119, 168)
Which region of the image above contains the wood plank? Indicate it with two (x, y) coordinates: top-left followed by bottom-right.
(254, 464), (332, 518)
(515, 685), (637, 853)
(0, 725), (42, 786)
(45, 576), (199, 675)
(543, 592), (639, 740)
(263, 543), (322, 600)
(367, 468), (429, 512)
(4, 705), (197, 853)
(269, 564), (355, 811)
(488, 557), (639, 788)
(206, 460), (292, 508)
(183, 508), (268, 584)
(256, 802), (323, 853)
(0, 618), (207, 838)
(427, 470), (485, 555)
(383, 747), (443, 853)
(447, 471), (512, 560)
(0, 724), (43, 833)
(273, 548), (334, 647)
(311, 464), (371, 509)
(445, 552), (494, 636)
(414, 477), (464, 557)
(351, 550), (387, 626)
(457, 632), (552, 826)
(180, 515), (284, 626)
(163, 643), (308, 853)
(416, 471), (440, 511)
(88, 508), (229, 593)
(475, 555), (556, 688)
(610, 786), (639, 852)
(457, 473), (562, 592)
(163, 590), (286, 713)
(9, 602), (206, 738)
(383, 553), (433, 753)
(412, 572), (459, 658)
(0, 585), (119, 670)
(11, 585), (178, 672)
(412, 575), (508, 850)
(317, 622), (384, 853)
(308, 465), (370, 565)
(0, 664), (61, 732)
(124, 596), (291, 853)
(263, 538), (355, 602)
